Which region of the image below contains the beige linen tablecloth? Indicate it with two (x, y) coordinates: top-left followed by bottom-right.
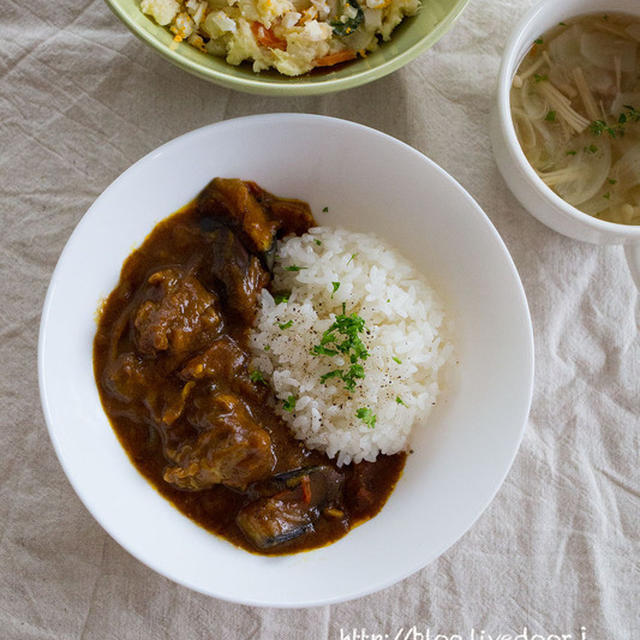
(2, 0), (639, 637)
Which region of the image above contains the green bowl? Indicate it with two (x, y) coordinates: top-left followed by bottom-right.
(104, 0), (470, 95)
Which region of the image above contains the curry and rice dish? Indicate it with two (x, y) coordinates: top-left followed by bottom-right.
(94, 178), (451, 554)
(139, 0), (420, 76)
(511, 13), (640, 225)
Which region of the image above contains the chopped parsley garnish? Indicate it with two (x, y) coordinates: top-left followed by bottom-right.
(585, 144), (599, 154)
(589, 106), (640, 138)
(590, 119), (617, 137)
(273, 291), (290, 304)
(559, 21), (567, 26)
(250, 370), (266, 384)
(534, 73), (548, 83)
(314, 239), (322, 246)
(566, 150), (577, 156)
(392, 356), (402, 364)
(331, 281), (340, 297)
(603, 192), (611, 200)
(264, 345), (271, 351)
(545, 110), (556, 122)
(319, 369), (342, 383)
(322, 206), (329, 213)
(355, 407), (377, 429)
(534, 37), (544, 45)
(395, 396), (407, 406)
(312, 303), (369, 391)
(608, 179), (617, 185)
(283, 395), (297, 412)
(346, 253), (358, 265)
(284, 265), (307, 272)
(313, 345), (338, 357)
(278, 320), (293, 330)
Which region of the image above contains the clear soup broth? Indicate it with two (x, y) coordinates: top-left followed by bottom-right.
(510, 13), (640, 225)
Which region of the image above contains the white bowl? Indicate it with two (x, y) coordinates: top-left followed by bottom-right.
(490, 0), (640, 289)
(39, 114), (534, 607)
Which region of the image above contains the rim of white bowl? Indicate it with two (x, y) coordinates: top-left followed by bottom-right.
(38, 114), (535, 607)
(496, 0), (640, 239)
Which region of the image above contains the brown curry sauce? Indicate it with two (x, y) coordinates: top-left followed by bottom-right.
(93, 178), (405, 555)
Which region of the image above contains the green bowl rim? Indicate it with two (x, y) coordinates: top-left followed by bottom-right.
(103, 0), (470, 95)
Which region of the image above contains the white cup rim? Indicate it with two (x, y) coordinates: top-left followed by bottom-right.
(496, 0), (640, 240)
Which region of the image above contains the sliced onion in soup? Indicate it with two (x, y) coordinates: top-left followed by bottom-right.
(548, 25), (585, 71)
(521, 79), (549, 120)
(610, 92), (640, 115)
(539, 134), (611, 205)
(625, 22), (640, 42)
(610, 145), (640, 190)
(512, 107), (538, 150)
(580, 32), (637, 74)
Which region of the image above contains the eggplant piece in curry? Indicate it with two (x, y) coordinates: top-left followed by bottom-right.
(93, 178), (405, 555)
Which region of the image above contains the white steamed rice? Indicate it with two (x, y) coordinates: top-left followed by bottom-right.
(249, 226), (452, 466)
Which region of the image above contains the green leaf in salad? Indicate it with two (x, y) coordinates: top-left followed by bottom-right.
(331, 0), (364, 37)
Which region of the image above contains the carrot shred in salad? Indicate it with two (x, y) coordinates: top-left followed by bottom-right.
(314, 49), (357, 67)
(251, 22), (287, 50)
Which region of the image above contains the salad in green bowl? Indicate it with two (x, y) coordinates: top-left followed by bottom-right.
(104, 0), (469, 94)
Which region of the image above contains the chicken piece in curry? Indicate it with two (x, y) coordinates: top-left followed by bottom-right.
(94, 178), (405, 554)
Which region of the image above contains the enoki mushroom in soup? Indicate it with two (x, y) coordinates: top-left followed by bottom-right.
(510, 13), (640, 225)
